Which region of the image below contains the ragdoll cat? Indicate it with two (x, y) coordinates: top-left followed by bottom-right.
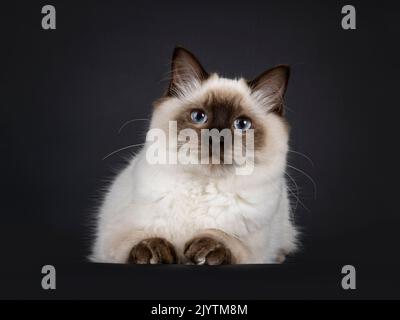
(91, 47), (298, 264)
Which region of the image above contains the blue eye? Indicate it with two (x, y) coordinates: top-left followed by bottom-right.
(190, 110), (208, 124)
(233, 117), (252, 131)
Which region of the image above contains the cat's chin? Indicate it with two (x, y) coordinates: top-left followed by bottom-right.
(180, 162), (236, 178)
(205, 163), (235, 176)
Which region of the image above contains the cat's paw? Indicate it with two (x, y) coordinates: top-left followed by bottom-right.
(184, 237), (232, 265)
(128, 238), (177, 264)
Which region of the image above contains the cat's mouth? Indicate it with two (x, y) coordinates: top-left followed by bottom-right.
(179, 139), (250, 168)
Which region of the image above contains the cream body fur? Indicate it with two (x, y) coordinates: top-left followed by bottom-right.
(91, 75), (297, 264)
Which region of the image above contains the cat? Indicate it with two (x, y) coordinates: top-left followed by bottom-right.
(90, 47), (298, 264)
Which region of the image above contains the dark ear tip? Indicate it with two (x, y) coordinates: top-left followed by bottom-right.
(172, 46), (183, 59)
(172, 45), (192, 58)
(275, 64), (291, 76)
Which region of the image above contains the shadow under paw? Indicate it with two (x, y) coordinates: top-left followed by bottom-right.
(128, 237), (177, 264)
(184, 237), (232, 265)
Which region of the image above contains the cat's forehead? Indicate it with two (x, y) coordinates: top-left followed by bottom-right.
(190, 75), (253, 112)
(199, 89), (244, 112)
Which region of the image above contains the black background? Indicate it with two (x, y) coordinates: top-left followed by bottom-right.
(1, 0), (400, 299)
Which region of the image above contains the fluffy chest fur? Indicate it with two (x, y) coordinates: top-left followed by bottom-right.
(135, 160), (282, 239)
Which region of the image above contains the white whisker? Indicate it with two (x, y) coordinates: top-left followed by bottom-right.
(287, 164), (317, 199)
(102, 143), (146, 160)
(288, 149), (314, 167)
(285, 171), (310, 213)
(118, 118), (149, 134)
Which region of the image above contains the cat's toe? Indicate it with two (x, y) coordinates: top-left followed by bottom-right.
(184, 237), (232, 265)
(129, 241), (152, 264)
(205, 246), (232, 265)
(128, 237), (177, 264)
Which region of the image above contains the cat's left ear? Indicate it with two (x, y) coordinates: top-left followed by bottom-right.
(248, 65), (290, 116)
(167, 46), (209, 97)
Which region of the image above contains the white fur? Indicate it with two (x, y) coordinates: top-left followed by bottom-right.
(91, 76), (297, 264)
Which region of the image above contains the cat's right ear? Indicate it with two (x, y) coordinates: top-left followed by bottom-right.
(166, 47), (209, 97)
(247, 65), (290, 116)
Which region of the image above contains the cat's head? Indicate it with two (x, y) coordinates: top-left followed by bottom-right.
(147, 47), (290, 176)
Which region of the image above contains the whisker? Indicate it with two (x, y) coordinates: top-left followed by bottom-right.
(118, 119), (150, 134)
(288, 149), (314, 167)
(102, 143), (146, 160)
(287, 164), (317, 199)
(285, 171), (310, 213)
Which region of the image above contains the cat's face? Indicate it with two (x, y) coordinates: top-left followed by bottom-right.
(148, 47), (290, 176)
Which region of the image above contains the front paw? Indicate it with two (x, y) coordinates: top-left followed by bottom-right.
(128, 238), (177, 264)
(184, 237), (232, 265)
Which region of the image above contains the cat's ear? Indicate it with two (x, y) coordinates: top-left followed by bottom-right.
(248, 65), (290, 116)
(167, 47), (209, 97)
